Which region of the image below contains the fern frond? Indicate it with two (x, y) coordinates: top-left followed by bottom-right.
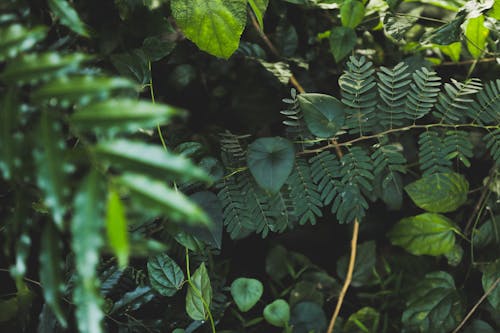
(443, 130), (473, 167)
(484, 129), (500, 165)
(310, 151), (341, 206)
(377, 62), (412, 129)
(405, 67), (441, 121)
(467, 79), (500, 125)
(280, 88), (311, 142)
(433, 78), (482, 124)
(219, 131), (251, 167)
(287, 158), (323, 225)
(418, 131), (452, 175)
(371, 142), (407, 188)
(339, 56), (378, 136)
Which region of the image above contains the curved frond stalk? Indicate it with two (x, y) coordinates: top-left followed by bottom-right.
(418, 131), (452, 175)
(443, 130), (473, 168)
(433, 78), (482, 124)
(377, 62), (412, 129)
(405, 67), (441, 122)
(339, 56), (378, 136)
(468, 79), (500, 125)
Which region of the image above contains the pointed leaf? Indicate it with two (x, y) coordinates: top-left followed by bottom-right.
(247, 137), (295, 193)
(110, 286), (156, 314)
(465, 15), (489, 59)
(298, 93), (345, 138)
(230, 277), (264, 312)
(482, 259), (500, 311)
(329, 27), (357, 63)
(106, 188), (129, 268)
(0, 24), (46, 61)
(148, 253), (185, 296)
(186, 262), (212, 321)
(48, 0), (89, 37)
(341, 0), (365, 29)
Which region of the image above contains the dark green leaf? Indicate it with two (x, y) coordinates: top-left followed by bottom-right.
(329, 27), (357, 63)
(188, 191), (223, 249)
(298, 93), (345, 138)
(48, 0), (89, 37)
(110, 286), (156, 314)
(39, 223), (67, 328)
(402, 271), (463, 333)
(170, 0), (247, 59)
(290, 301), (327, 333)
(248, 0), (269, 30)
(186, 262), (212, 321)
(388, 213), (458, 256)
(463, 320), (497, 333)
(0, 88), (19, 180)
(142, 35), (176, 62)
(341, 0), (365, 29)
(230, 277), (263, 312)
(424, 14), (465, 45)
(110, 49), (150, 85)
(147, 253), (185, 296)
(472, 215), (500, 249)
(404, 172), (469, 213)
(344, 307), (379, 333)
(247, 137), (295, 193)
(263, 299), (290, 327)
(482, 259), (500, 311)
(337, 241), (376, 287)
(106, 188), (129, 268)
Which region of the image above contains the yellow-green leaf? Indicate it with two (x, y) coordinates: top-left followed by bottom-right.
(465, 15), (489, 59)
(106, 188), (129, 268)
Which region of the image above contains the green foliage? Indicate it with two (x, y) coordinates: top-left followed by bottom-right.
(186, 263), (212, 321)
(147, 253), (184, 296)
(298, 93), (345, 138)
(263, 299), (290, 327)
(230, 278), (263, 312)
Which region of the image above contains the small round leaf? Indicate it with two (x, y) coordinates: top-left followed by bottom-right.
(298, 93), (345, 138)
(263, 299), (290, 327)
(230, 277), (263, 312)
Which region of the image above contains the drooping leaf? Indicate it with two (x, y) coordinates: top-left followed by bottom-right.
(383, 12), (420, 42)
(465, 15), (489, 59)
(247, 137), (295, 193)
(340, 0), (365, 29)
(298, 93), (345, 138)
(116, 173), (211, 226)
(404, 172), (469, 213)
(110, 286), (156, 314)
(94, 140), (211, 183)
(170, 0), (247, 59)
(482, 259), (500, 311)
(48, 0), (89, 37)
(263, 299), (290, 328)
(343, 307), (380, 333)
(106, 188), (129, 268)
(402, 271), (463, 333)
(290, 301), (328, 333)
(147, 253), (185, 296)
(329, 27), (357, 63)
(472, 215), (500, 249)
(248, 0), (269, 30)
(0, 24), (47, 61)
(39, 223), (67, 328)
(337, 241), (376, 287)
(424, 13), (465, 45)
(70, 99), (181, 135)
(230, 278), (264, 312)
(110, 49), (150, 85)
(186, 262), (212, 321)
(388, 213), (458, 256)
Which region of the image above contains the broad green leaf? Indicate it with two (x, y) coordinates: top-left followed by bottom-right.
(170, 0), (247, 59)
(34, 111), (69, 230)
(405, 0), (465, 12)
(71, 171), (105, 333)
(0, 24), (46, 61)
(39, 223), (67, 328)
(488, 0), (500, 19)
(248, 0), (269, 30)
(147, 253), (185, 296)
(186, 262), (212, 321)
(290, 301), (328, 333)
(48, 0), (89, 37)
(230, 278), (264, 312)
(116, 173), (211, 226)
(289, 280), (324, 307)
(482, 259), (500, 311)
(463, 320), (497, 333)
(0, 52), (89, 84)
(383, 12), (420, 42)
(32, 76), (136, 106)
(142, 34), (176, 62)
(0, 88), (19, 180)
(440, 41), (461, 62)
(263, 299), (290, 327)
(187, 191), (223, 249)
(106, 188), (129, 268)
(329, 27), (357, 63)
(94, 140), (211, 183)
(298, 93), (345, 138)
(247, 137), (295, 193)
(404, 172), (469, 213)
(472, 215), (500, 249)
(70, 99), (181, 135)
(388, 213), (458, 256)
(341, 0), (365, 29)
(402, 271), (463, 333)
(110, 286), (156, 314)
(344, 307), (379, 333)
(444, 243), (463, 266)
(465, 15), (489, 59)
(337, 241), (376, 287)
(424, 13), (465, 45)
(110, 49), (150, 85)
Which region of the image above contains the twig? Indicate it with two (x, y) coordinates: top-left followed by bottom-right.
(464, 166), (497, 235)
(451, 277), (500, 333)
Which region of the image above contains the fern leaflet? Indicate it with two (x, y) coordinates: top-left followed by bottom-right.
(484, 129), (500, 165)
(405, 67), (441, 122)
(467, 79), (500, 125)
(310, 151), (341, 206)
(443, 130), (473, 168)
(418, 131), (452, 175)
(371, 141), (407, 188)
(433, 78), (482, 124)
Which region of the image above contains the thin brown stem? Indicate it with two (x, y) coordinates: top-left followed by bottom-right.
(464, 166), (497, 235)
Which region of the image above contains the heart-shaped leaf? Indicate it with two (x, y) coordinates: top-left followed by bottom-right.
(329, 27), (356, 63)
(263, 299), (290, 327)
(147, 253), (184, 297)
(298, 93), (345, 138)
(230, 277), (263, 312)
(405, 172), (469, 213)
(247, 137), (295, 193)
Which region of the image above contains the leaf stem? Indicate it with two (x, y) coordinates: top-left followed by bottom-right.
(148, 61), (168, 151)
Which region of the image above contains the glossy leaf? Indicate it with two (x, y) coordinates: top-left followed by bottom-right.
(482, 259), (500, 311)
(263, 299), (290, 327)
(248, 0), (269, 30)
(148, 253), (185, 296)
(71, 171), (105, 333)
(186, 262), (212, 321)
(329, 27), (357, 63)
(440, 42), (461, 62)
(106, 188), (129, 268)
(402, 271), (463, 333)
(465, 15), (489, 59)
(170, 0), (247, 59)
(298, 93), (345, 138)
(116, 173), (211, 226)
(404, 172), (469, 213)
(39, 223), (67, 328)
(94, 140), (211, 183)
(247, 137), (295, 193)
(70, 99), (181, 135)
(340, 0), (365, 29)
(48, 0), (89, 37)
(230, 277), (264, 312)
(388, 213), (458, 256)
(0, 24), (46, 61)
